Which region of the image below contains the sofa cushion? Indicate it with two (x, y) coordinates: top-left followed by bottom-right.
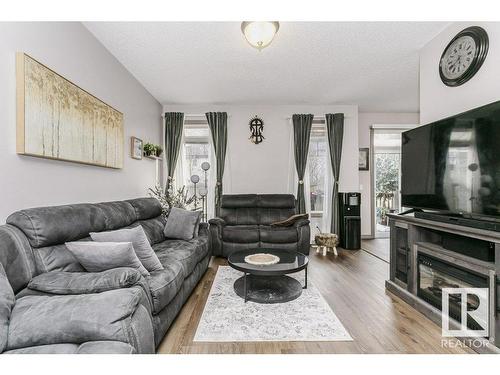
(0, 263), (15, 353)
(6, 204), (107, 248)
(259, 225), (298, 243)
(7, 287), (144, 350)
(0, 225), (37, 294)
(91, 226), (163, 272)
(28, 268), (142, 295)
(153, 235), (210, 278)
(3, 341), (136, 354)
(257, 194), (296, 209)
(65, 241), (149, 277)
(222, 225), (259, 243)
(146, 262), (184, 314)
(126, 198), (162, 220)
(132, 217), (166, 245)
(95, 201), (137, 231)
(219, 208), (260, 225)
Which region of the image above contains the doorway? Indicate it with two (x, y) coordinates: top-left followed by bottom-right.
(371, 126), (415, 238)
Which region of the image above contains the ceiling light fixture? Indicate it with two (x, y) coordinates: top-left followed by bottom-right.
(241, 21), (280, 51)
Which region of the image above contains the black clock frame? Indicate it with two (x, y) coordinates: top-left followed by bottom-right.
(439, 26), (489, 87)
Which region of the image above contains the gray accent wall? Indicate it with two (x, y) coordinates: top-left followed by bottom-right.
(0, 22), (162, 221)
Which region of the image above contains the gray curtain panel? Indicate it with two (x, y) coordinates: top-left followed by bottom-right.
(164, 112), (184, 189)
(292, 114), (314, 214)
(326, 113), (344, 234)
(206, 112), (228, 217)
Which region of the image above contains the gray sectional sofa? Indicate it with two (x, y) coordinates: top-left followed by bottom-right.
(0, 198), (210, 354)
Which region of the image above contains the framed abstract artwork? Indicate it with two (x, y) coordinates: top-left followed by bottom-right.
(358, 148), (369, 171)
(130, 137), (143, 160)
(16, 53), (124, 169)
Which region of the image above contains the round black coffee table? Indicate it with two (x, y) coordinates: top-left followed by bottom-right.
(228, 249), (308, 304)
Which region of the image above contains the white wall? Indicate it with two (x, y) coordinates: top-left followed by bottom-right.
(163, 104), (359, 197)
(420, 22), (500, 124)
(358, 112), (419, 237)
(0, 22), (162, 221)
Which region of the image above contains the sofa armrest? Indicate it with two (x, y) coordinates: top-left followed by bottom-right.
(7, 287), (155, 353)
(27, 268), (143, 295)
(208, 218), (226, 228)
(293, 218), (311, 228)
(208, 218), (225, 257)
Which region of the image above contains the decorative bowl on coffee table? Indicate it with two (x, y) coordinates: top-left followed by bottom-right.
(228, 248), (309, 304)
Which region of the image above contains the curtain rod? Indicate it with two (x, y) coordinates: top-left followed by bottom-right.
(161, 113), (232, 119)
(285, 115), (351, 120)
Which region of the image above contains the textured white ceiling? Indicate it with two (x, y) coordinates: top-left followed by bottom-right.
(84, 22), (447, 112)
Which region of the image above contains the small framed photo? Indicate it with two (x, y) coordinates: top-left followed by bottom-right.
(358, 148), (369, 171)
(131, 137), (143, 160)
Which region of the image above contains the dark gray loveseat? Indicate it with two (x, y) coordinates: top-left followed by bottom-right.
(209, 194), (310, 258)
(0, 198), (210, 354)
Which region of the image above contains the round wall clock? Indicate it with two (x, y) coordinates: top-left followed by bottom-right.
(439, 26), (489, 87)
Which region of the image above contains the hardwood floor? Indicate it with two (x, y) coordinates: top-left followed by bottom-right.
(157, 248), (473, 354)
(361, 238), (390, 263)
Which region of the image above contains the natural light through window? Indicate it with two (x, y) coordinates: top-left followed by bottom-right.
(308, 123), (327, 215)
(182, 123), (210, 195)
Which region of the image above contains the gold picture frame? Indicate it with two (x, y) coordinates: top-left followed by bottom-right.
(16, 53), (124, 169)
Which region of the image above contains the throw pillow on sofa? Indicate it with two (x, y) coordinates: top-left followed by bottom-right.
(164, 207), (201, 241)
(270, 213), (309, 227)
(90, 226), (163, 272)
(65, 241), (150, 277)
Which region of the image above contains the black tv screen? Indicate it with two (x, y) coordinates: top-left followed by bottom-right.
(401, 100), (500, 219)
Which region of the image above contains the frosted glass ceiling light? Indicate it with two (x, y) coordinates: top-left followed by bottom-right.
(241, 21), (280, 51)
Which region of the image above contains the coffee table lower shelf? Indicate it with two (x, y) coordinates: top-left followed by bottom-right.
(234, 271), (307, 304)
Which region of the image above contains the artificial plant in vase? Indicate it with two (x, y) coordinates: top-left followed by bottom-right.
(149, 184), (198, 217)
(143, 143), (155, 157)
(154, 145), (163, 158)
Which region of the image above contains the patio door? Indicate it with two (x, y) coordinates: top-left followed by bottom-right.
(371, 125), (415, 238)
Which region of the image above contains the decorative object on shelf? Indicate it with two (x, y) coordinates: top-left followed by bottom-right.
(248, 115), (265, 144)
(358, 147), (369, 171)
(131, 137), (143, 160)
(16, 53), (124, 169)
(149, 184), (196, 218)
(244, 253), (280, 266)
(154, 145), (163, 158)
(439, 26), (489, 87)
(190, 174), (200, 210)
(143, 143), (155, 157)
(241, 21), (280, 51)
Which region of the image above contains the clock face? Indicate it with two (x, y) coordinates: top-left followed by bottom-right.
(439, 26), (489, 87)
(440, 36), (476, 80)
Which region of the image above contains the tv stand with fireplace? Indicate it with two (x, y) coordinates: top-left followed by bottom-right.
(386, 212), (500, 354)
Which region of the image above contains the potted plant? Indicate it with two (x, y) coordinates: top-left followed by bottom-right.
(143, 143), (155, 157)
(154, 145), (163, 158)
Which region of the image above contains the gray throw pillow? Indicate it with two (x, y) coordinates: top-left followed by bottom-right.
(65, 241), (150, 277)
(90, 226), (163, 272)
(164, 207), (202, 241)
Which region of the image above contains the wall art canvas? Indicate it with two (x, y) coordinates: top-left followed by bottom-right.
(16, 53), (124, 169)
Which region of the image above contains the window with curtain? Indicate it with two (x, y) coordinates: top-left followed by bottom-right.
(181, 122), (211, 195)
(308, 122), (328, 215)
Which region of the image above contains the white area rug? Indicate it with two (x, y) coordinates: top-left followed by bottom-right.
(194, 266), (352, 342)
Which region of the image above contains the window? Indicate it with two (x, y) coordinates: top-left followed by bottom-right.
(181, 123), (211, 195)
(308, 123), (328, 214)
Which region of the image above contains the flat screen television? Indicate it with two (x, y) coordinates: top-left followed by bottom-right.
(401, 100), (500, 220)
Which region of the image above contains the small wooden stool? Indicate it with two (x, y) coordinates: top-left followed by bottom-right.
(314, 233), (339, 256)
